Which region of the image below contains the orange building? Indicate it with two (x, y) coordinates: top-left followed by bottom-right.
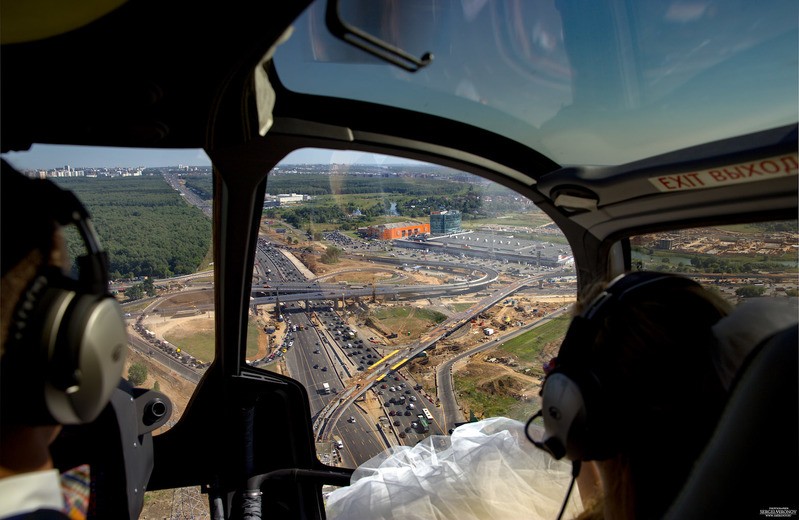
(366, 222), (430, 240)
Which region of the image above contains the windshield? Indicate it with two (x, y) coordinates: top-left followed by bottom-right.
(274, 0), (798, 167)
(248, 148), (576, 467)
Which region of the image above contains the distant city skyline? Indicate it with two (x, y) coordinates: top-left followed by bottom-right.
(2, 144), (424, 170)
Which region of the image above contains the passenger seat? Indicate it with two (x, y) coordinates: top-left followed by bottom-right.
(664, 323), (798, 519)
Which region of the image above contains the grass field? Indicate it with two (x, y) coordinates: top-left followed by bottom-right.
(121, 301), (151, 313)
(633, 247), (798, 271)
(198, 246), (215, 272)
(372, 306), (447, 338)
(716, 223), (797, 234)
(451, 316), (571, 421)
(453, 377), (525, 419)
(461, 213), (553, 228)
(453, 373), (540, 422)
(164, 321), (260, 362)
(718, 224), (771, 234)
(497, 315), (571, 364)
(448, 302), (475, 312)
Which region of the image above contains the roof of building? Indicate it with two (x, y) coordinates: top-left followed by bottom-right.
(374, 222), (426, 230)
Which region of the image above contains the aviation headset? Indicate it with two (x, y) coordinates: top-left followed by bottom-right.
(1, 167), (128, 426)
(531, 271), (702, 461)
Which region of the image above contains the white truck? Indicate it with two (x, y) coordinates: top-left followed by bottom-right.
(322, 382), (331, 394)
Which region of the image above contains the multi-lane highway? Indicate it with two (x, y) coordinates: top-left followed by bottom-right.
(255, 244), (439, 465)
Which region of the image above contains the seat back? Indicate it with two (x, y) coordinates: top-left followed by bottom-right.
(665, 324), (798, 519)
(51, 381), (172, 520)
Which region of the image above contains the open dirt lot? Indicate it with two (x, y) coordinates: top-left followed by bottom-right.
(306, 256), (447, 287)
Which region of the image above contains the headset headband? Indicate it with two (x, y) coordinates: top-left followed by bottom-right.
(533, 271), (701, 461)
(558, 272), (700, 365)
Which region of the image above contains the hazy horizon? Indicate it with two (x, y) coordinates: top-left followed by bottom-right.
(2, 144), (426, 170)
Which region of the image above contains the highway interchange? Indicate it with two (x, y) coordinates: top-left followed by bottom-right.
(254, 242), (448, 466)
(252, 238), (570, 467)
(136, 174), (572, 467)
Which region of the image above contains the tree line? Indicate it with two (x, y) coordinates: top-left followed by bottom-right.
(52, 176), (211, 279)
(183, 172), (521, 201)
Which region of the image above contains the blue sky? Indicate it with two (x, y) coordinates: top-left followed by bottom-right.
(1, 144), (422, 170)
(2, 144), (211, 169)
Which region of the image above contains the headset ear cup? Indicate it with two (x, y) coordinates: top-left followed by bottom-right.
(3, 277), (128, 426)
(541, 372), (588, 460)
(46, 294), (128, 424)
(2, 277), (70, 425)
(541, 369), (614, 461)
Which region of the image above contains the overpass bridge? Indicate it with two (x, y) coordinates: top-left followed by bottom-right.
(250, 256), (500, 305)
(313, 271), (567, 441)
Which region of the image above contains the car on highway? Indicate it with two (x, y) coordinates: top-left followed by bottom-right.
(1, 1), (795, 519)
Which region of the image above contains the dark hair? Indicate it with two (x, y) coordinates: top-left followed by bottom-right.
(1, 161), (59, 277)
(1, 161), (64, 354)
(576, 274), (732, 519)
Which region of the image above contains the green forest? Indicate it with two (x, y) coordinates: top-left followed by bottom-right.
(51, 176), (211, 279)
(184, 171), (518, 200)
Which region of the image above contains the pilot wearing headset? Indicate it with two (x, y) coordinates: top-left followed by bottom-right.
(532, 271), (734, 520)
(0, 162), (128, 519)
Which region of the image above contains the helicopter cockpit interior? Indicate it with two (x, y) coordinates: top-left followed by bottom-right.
(1, 0), (796, 519)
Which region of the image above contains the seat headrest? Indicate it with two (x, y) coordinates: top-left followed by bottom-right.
(711, 297), (798, 390)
